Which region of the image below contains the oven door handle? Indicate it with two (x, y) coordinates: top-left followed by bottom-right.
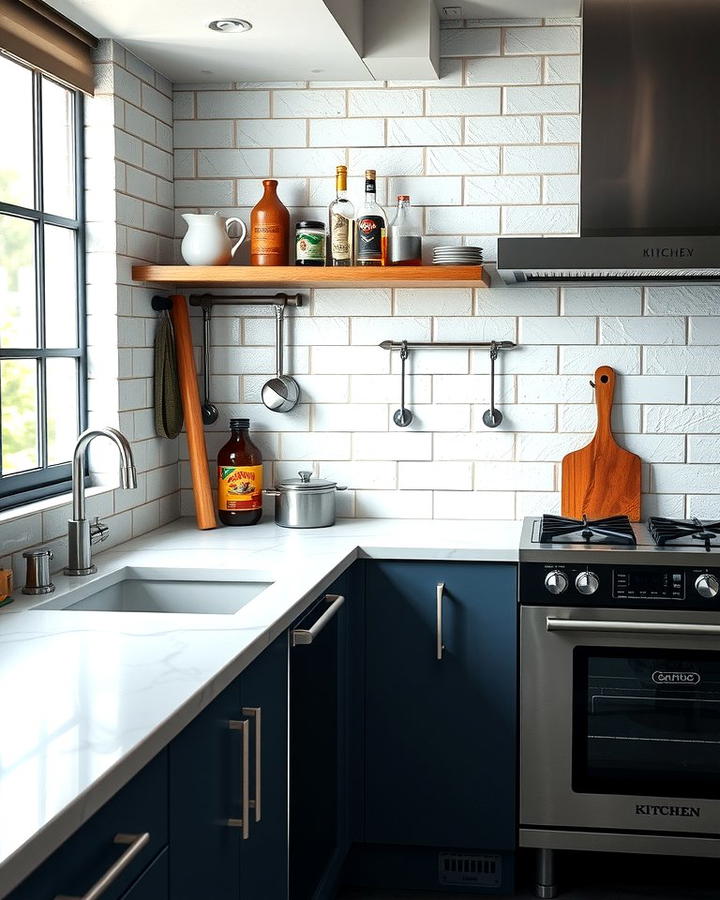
(546, 617), (720, 636)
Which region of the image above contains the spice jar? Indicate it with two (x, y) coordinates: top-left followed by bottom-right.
(295, 221), (326, 266)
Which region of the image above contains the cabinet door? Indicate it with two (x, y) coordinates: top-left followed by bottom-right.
(364, 561), (517, 850)
(8, 751), (168, 900)
(239, 633), (289, 900)
(289, 575), (349, 900)
(119, 848), (168, 900)
(169, 677), (243, 900)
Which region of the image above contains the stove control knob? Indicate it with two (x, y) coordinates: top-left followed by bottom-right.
(575, 571), (600, 596)
(545, 570), (569, 595)
(695, 573), (719, 599)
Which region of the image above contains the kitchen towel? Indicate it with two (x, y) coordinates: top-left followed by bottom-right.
(153, 312), (183, 439)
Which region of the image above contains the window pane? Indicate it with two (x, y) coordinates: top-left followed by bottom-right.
(44, 225), (78, 347)
(0, 57), (34, 208)
(46, 358), (78, 465)
(0, 214), (36, 348)
(42, 78), (75, 218)
(1, 359), (39, 475)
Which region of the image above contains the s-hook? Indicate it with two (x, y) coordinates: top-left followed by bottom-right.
(482, 341), (503, 428)
(393, 340), (413, 428)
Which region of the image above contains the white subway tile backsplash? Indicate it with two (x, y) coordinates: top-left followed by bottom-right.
(505, 25), (580, 55)
(645, 285), (720, 315)
(174, 119), (234, 148)
(560, 403), (641, 434)
(503, 204), (578, 234)
(397, 404), (471, 432)
(400, 461), (472, 490)
(395, 288), (473, 316)
(356, 490), (433, 519)
(475, 461), (555, 491)
(544, 55), (581, 83)
(236, 119), (307, 148)
(426, 87), (501, 115)
(426, 146), (500, 175)
(466, 175), (541, 204)
(505, 84), (580, 114)
(689, 317), (720, 344)
(560, 346), (641, 374)
(600, 316), (686, 345)
(562, 286), (643, 316)
(645, 405), (720, 434)
(466, 115), (541, 145)
(465, 56), (542, 86)
(197, 149), (271, 177)
(503, 144), (578, 174)
(350, 374), (432, 404)
(274, 90), (346, 117)
(388, 117), (462, 146)
(441, 27), (501, 57)
(645, 346), (720, 375)
(197, 90), (269, 119)
(689, 377), (720, 404)
(273, 148), (345, 177)
(350, 146), (424, 175)
(520, 316), (595, 345)
(351, 316), (431, 345)
(426, 205), (500, 234)
(353, 432), (432, 461)
(314, 289), (391, 317)
(310, 118), (385, 148)
(433, 491), (515, 520)
(543, 114), (581, 143)
(349, 89), (423, 117)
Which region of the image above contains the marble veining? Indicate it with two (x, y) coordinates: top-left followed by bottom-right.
(0, 516), (521, 895)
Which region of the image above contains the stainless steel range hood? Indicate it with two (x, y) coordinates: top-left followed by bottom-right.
(497, 0), (720, 284)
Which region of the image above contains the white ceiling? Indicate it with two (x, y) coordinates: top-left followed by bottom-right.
(46, 0), (582, 84)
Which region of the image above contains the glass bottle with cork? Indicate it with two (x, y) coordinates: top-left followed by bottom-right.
(355, 169), (387, 266)
(217, 418), (263, 526)
(328, 164), (354, 266)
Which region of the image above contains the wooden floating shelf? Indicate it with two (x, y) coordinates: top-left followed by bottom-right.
(132, 264), (490, 289)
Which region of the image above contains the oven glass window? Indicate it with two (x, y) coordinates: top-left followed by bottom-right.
(573, 648), (720, 799)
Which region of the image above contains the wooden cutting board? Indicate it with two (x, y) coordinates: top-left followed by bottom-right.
(561, 366), (642, 521)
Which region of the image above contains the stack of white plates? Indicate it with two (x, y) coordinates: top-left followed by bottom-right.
(432, 245), (483, 266)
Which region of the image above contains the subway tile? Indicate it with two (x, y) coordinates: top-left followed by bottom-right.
(350, 146), (424, 175)
(141, 83), (173, 123)
(388, 117), (462, 146)
(173, 91), (194, 119)
(560, 346), (641, 374)
(600, 316), (686, 345)
(291, 317), (349, 345)
(351, 316), (431, 345)
(466, 175), (541, 204)
(433, 374), (514, 404)
(274, 90), (346, 117)
(174, 120), (234, 148)
(433, 491), (515, 520)
(645, 405), (720, 434)
(440, 27), (501, 57)
(236, 119), (307, 148)
(687, 495), (720, 518)
(689, 317), (720, 344)
(516, 492), (561, 517)
(350, 374), (432, 404)
(197, 90), (269, 118)
(466, 56), (542, 85)
(503, 204), (578, 234)
(471, 345), (558, 375)
(310, 118), (385, 147)
(393, 348), (469, 375)
(645, 285), (720, 315)
(505, 25), (580, 55)
(466, 115), (541, 145)
(197, 148), (271, 177)
(560, 403), (641, 434)
(645, 346), (720, 375)
(543, 174), (579, 203)
(477, 286), (559, 316)
(520, 316), (595, 344)
(279, 432), (351, 460)
(426, 87), (501, 115)
(544, 55), (581, 83)
(562, 286), (643, 315)
(312, 345), (389, 375)
(653, 464), (720, 494)
(543, 114), (581, 143)
(474, 460), (555, 490)
(387, 176), (462, 206)
(314, 288), (391, 316)
(356, 490), (433, 519)
(485, 404), (556, 431)
(175, 179), (234, 206)
(313, 403), (388, 432)
(623, 434), (686, 463)
(688, 435), (720, 463)
(273, 148), (345, 177)
(434, 432), (514, 461)
(689, 376), (720, 404)
(434, 316), (516, 342)
(426, 205), (500, 234)
(323, 461), (397, 490)
(393, 404), (471, 432)
(504, 144), (578, 174)
(426, 146), (500, 175)
(349, 89), (423, 116)
(517, 433), (588, 461)
(395, 288), (473, 316)
(399, 461), (472, 490)
(518, 374), (593, 403)
(505, 84), (580, 114)
(352, 431), (432, 461)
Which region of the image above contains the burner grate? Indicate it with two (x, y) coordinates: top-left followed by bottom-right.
(648, 517), (720, 552)
(539, 514), (637, 546)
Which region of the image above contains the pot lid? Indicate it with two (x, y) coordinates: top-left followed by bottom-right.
(277, 470), (338, 492)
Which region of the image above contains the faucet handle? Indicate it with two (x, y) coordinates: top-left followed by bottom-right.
(90, 517), (110, 545)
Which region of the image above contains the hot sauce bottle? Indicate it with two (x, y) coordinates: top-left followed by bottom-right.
(217, 418), (263, 526)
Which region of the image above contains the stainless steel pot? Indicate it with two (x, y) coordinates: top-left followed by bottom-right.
(264, 470), (346, 528)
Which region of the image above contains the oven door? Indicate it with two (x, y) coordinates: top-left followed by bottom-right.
(521, 604), (720, 835)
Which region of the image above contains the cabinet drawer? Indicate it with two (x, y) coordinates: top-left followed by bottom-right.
(118, 848), (167, 900)
(9, 750), (168, 900)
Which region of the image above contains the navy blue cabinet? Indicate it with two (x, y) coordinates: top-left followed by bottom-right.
(363, 561), (517, 851)
(118, 848), (168, 899)
(8, 750), (168, 900)
(289, 574), (350, 900)
(169, 632), (289, 900)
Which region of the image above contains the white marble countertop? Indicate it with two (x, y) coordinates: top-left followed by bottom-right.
(0, 516), (521, 896)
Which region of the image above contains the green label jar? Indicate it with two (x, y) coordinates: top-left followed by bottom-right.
(295, 220), (326, 266)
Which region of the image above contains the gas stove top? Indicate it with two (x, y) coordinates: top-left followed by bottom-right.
(520, 514), (720, 567)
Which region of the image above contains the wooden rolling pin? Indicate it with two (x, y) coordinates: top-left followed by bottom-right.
(170, 294), (217, 530)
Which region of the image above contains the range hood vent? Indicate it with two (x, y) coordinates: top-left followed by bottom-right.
(497, 0), (720, 284)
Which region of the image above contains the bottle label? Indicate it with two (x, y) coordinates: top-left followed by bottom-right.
(356, 216), (384, 259)
(218, 465), (263, 511)
(296, 230), (325, 260)
(252, 224), (282, 255)
(331, 213), (351, 260)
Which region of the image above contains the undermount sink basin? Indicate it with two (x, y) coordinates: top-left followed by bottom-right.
(33, 575), (274, 615)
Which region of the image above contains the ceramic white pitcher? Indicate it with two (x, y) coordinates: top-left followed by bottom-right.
(181, 212), (247, 265)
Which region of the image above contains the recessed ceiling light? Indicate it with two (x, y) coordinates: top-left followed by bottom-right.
(208, 18), (252, 33)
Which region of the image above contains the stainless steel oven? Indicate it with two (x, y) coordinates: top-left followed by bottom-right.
(521, 602), (720, 851)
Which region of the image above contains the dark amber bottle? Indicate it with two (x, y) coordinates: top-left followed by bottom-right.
(217, 418), (263, 526)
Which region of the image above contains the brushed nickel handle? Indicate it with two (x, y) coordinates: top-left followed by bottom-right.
(436, 582), (445, 660)
(242, 706), (262, 822)
(546, 618), (720, 636)
(291, 594), (344, 646)
(227, 718), (250, 838)
(54, 832), (150, 899)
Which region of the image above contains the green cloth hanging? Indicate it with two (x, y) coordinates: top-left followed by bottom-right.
(154, 313), (183, 439)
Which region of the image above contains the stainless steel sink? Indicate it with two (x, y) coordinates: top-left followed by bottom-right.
(33, 575), (274, 615)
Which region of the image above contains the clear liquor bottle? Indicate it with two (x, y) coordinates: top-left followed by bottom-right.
(328, 165), (354, 266)
(389, 195), (422, 265)
(355, 169), (387, 266)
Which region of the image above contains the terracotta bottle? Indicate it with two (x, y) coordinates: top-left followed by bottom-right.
(250, 179), (290, 266)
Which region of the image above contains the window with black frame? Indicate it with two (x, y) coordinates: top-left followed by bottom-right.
(0, 53), (86, 510)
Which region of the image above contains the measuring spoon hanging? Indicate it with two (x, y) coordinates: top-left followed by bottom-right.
(393, 340), (413, 427)
(200, 304), (219, 425)
(482, 341), (503, 428)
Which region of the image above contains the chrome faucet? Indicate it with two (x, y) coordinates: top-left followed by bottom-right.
(64, 427), (137, 576)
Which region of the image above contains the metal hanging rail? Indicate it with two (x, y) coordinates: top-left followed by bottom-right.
(150, 292), (303, 311)
(379, 339), (516, 351)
